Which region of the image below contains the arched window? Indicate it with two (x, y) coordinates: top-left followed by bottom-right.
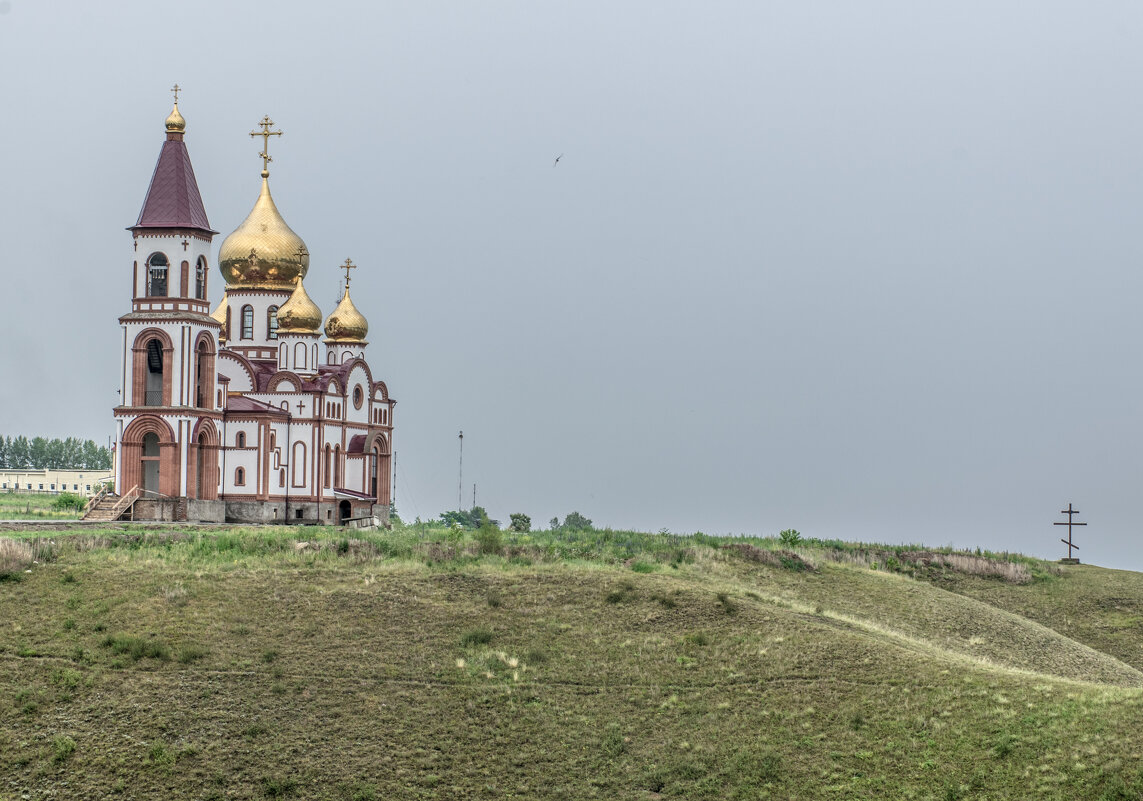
(224, 306), (232, 341)
(292, 441), (307, 487)
(235, 467), (245, 486)
(144, 339), (163, 406)
(240, 305), (254, 340)
(236, 431), (246, 448)
(334, 445), (342, 488)
(195, 257), (207, 300)
(194, 340), (210, 409)
(267, 305), (279, 340)
(146, 253), (169, 297)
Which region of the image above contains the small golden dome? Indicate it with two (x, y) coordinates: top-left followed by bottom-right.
(278, 279), (322, 333)
(210, 295), (229, 342)
(323, 288), (369, 342)
(165, 103), (186, 133)
(218, 178), (309, 289)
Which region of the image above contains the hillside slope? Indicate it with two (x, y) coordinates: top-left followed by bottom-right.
(2, 526), (1143, 800)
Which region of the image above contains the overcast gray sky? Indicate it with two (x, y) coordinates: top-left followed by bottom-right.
(2, 1), (1142, 567)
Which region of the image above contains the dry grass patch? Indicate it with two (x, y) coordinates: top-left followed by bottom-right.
(0, 537), (33, 579)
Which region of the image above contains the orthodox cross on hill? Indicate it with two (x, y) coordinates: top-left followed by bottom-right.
(1054, 502), (1086, 559)
(250, 115), (283, 176)
(171, 83), (181, 104)
(341, 258), (357, 290)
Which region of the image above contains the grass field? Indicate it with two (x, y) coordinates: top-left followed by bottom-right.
(0, 491), (83, 521)
(2, 524), (1143, 799)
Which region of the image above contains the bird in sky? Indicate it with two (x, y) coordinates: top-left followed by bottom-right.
(553, 153), (563, 167)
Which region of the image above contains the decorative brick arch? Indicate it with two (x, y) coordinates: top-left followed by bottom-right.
(121, 415), (179, 498)
(131, 328), (174, 407)
(193, 331), (216, 410)
(368, 433), (391, 505)
(188, 418), (219, 500)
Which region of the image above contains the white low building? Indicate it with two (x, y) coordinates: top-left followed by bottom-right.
(0, 470), (113, 495)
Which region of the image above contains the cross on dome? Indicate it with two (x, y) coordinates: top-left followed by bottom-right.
(250, 115), (283, 177)
(341, 258), (357, 290)
(171, 83), (181, 104)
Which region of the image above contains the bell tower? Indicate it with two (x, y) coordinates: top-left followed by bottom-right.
(113, 87), (223, 508)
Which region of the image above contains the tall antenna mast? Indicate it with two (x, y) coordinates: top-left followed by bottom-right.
(457, 431), (464, 511)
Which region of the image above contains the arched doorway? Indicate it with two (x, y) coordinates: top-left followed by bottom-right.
(122, 416), (178, 499)
(142, 433), (160, 496)
(338, 500), (351, 524)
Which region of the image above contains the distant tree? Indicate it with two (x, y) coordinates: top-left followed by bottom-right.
(8, 437), (29, 469)
(29, 437), (49, 469)
(560, 511), (593, 531)
(549, 517), (559, 530)
(509, 513), (531, 533)
(439, 506), (499, 530)
(0, 436), (112, 470)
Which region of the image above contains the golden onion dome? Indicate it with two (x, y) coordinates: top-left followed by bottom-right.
(217, 178), (309, 289)
(165, 102), (186, 133)
(323, 288), (369, 342)
(277, 279), (322, 333)
(210, 295), (228, 342)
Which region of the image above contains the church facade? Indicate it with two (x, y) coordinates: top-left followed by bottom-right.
(108, 98), (394, 525)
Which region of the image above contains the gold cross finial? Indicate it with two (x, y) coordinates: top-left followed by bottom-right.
(249, 115), (283, 177)
(171, 83), (181, 104)
(341, 258), (357, 290)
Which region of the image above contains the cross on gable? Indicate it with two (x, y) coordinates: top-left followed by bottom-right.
(250, 115), (283, 176)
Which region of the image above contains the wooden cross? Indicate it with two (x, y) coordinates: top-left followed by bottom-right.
(341, 258), (357, 290)
(171, 83), (181, 104)
(250, 115), (283, 175)
(1054, 502), (1086, 559)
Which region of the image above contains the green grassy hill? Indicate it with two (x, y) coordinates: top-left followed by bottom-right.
(2, 526), (1143, 800)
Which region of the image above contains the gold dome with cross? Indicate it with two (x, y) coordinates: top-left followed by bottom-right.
(218, 116), (310, 289)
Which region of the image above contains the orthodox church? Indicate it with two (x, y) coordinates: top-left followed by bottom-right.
(99, 95), (394, 525)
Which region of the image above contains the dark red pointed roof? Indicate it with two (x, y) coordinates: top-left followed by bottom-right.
(133, 134), (215, 233)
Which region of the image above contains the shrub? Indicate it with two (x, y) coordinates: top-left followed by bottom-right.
(147, 741), (176, 768)
(261, 776), (299, 798)
(509, 513), (531, 532)
(461, 628), (494, 647)
(177, 644), (208, 664)
(716, 593), (738, 615)
(52, 735), (76, 763)
(101, 634), (170, 662)
(601, 723), (626, 757)
(475, 524), (502, 555)
(53, 492), (87, 512)
(630, 561), (655, 573)
(778, 529), (803, 547)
